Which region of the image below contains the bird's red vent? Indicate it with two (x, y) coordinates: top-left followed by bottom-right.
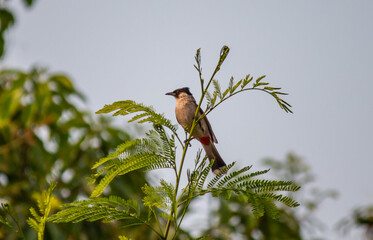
(199, 136), (210, 145)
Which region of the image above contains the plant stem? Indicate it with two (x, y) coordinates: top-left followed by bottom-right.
(152, 209), (164, 235)
(198, 87), (275, 122)
(164, 46), (229, 239)
(172, 202), (189, 240)
(140, 218), (164, 239)
(164, 137), (191, 239)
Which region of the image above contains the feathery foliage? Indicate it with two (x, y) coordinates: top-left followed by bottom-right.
(89, 125), (176, 198)
(49, 46), (298, 239)
(0, 203), (25, 239)
(96, 100), (178, 133)
(118, 236), (134, 240)
(27, 182), (57, 240)
(204, 74), (293, 115)
(49, 196), (140, 224)
(204, 74), (293, 118)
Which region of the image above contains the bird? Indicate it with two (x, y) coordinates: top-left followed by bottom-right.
(166, 87), (227, 174)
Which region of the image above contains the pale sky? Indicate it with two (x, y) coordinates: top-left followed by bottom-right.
(3, 1), (373, 239)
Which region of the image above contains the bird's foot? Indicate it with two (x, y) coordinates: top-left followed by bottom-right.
(184, 137), (195, 147)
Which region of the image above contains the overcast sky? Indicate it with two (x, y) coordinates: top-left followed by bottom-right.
(3, 1), (373, 239)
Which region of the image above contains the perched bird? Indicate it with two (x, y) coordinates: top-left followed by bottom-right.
(166, 87), (227, 174)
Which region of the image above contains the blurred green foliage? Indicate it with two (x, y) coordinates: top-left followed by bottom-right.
(338, 205), (373, 240)
(0, 68), (151, 239)
(202, 153), (338, 240)
(0, 0), (36, 59)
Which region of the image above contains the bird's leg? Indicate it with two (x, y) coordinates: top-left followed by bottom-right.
(184, 138), (194, 147)
(183, 130), (194, 146)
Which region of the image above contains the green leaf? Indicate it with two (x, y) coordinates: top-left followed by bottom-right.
(221, 189), (232, 200)
(216, 45), (230, 70)
(273, 91), (288, 95)
(50, 75), (74, 91)
(261, 193), (300, 207)
(96, 100), (177, 132)
(0, 88), (21, 123)
(23, 0), (35, 7)
(0, 203), (22, 235)
(216, 165), (253, 188)
(119, 218), (144, 228)
(48, 197), (142, 226)
(241, 75), (253, 89)
(213, 80), (222, 99)
(26, 182), (57, 239)
(26, 218), (40, 232)
(255, 82), (269, 86)
(228, 77), (234, 91)
(222, 88), (230, 98)
(196, 160), (214, 191)
(92, 139), (141, 169)
(264, 86), (281, 91)
(142, 184), (170, 211)
(91, 152), (166, 198)
(29, 208), (41, 222)
(118, 235), (133, 240)
(225, 169), (270, 188)
(206, 162), (236, 189)
(231, 79), (242, 93)
(255, 75), (266, 84)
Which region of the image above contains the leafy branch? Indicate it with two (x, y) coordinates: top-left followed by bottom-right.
(88, 125), (177, 198)
(96, 100), (184, 146)
(27, 182), (57, 240)
(163, 46), (231, 239)
(49, 46), (298, 239)
(0, 203), (25, 239)
(205, 75), (292, 116)
(48, 195), (164, 237)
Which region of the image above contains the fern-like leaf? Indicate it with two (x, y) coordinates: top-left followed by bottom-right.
(216, 165), (253, 188)
(142, 183), (173, 212)
(27, 182), (57, 240)
(96, 100), (178, 132)
(212, 79), (222, 99)
(260, 193), (300, 207)
(206, 162), (236, 189)
(241, 74), (253, 89)
(196, 160), (214, 191)
(225, 169), (271, 188)
(90, 126), (175, 197)
(48, 196), (141, 226)
(92, 139), (142, 169)
(91, 152), (168, 197)
(118, 235), (133, 240)
(0, 203), (23, 237)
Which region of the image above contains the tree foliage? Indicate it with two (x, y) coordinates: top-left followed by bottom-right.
(338, 205), (373, 240)
(202, 153), (338, 240)
(0, 68), (149, 239)
(27, 183), (56, 240)
(0, 0), (36, 59)
(49, 46), (299, 239)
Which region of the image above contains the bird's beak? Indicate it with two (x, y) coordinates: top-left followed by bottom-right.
(165, 92), (175, 96)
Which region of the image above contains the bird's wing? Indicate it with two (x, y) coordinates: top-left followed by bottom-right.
(199, 108), (218, 144)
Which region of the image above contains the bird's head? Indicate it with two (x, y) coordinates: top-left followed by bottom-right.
(165, 87), (192, 99)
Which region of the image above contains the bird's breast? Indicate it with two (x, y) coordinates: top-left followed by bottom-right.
(175, 98), (206, 139)
(175, 99), (196, 130)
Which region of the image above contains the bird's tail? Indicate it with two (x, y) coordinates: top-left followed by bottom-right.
(202, 142), (227, 175)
